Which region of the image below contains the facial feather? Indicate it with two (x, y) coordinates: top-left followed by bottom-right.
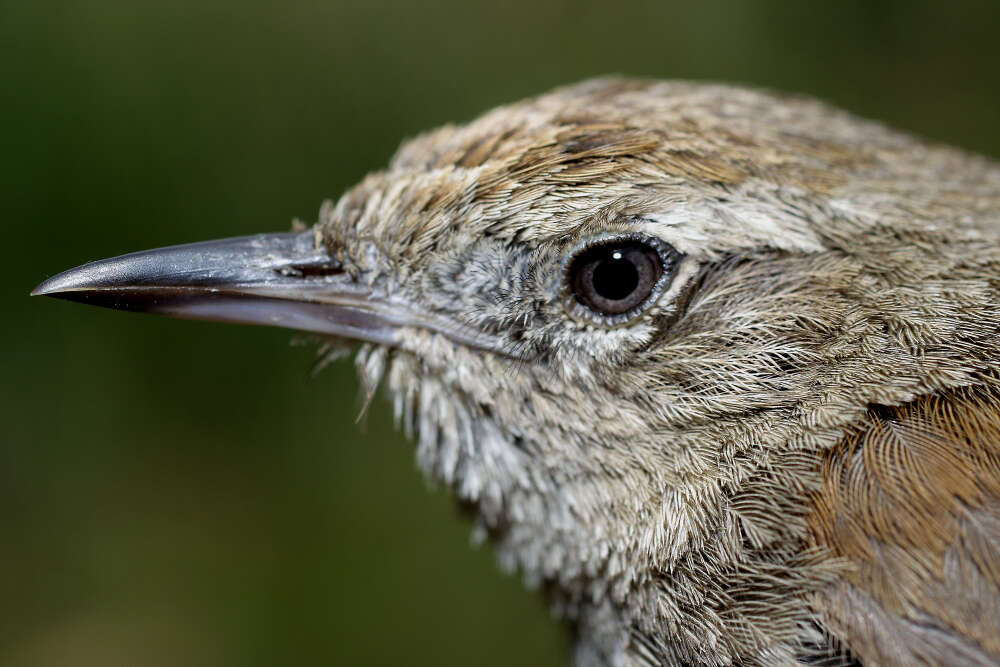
(35, 76), (1000, 666)
(314, 78), (1000, 665)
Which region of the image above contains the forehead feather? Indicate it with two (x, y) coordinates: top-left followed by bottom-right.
(324, 77), (999, 261)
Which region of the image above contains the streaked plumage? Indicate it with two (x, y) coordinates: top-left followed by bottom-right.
(34, 78), (1000, 665)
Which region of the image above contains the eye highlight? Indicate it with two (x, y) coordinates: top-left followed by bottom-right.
(564, 234), (680, 325)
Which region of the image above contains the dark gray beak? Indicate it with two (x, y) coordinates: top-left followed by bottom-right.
(30, 232), (398, 347)
(32, 231), (505, 353)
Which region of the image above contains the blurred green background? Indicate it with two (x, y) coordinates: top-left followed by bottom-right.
(2, 1), (998, 665)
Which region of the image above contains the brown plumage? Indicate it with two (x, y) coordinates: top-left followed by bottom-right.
(810, 383), (1000, 665)
(34, 78), (1000, 665)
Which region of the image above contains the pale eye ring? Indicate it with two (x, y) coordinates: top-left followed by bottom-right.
(563, 234), (681, 325)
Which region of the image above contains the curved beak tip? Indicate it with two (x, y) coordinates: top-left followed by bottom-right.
(31, 264), (110, 300)
(31, 276), (66, 298)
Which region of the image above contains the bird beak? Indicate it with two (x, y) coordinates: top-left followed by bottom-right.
(31, 231), (500, 352)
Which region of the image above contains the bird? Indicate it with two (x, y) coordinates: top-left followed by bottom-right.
(32, 78), (1000, 666)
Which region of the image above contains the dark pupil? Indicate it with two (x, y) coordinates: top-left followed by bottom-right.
(592, 249), (639, 300)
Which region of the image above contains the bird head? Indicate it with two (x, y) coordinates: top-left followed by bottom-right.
(33, 78), (1000, 622)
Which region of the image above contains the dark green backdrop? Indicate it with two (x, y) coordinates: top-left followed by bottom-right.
(3, 1), (998, 665)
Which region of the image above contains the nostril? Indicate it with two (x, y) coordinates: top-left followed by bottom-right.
(275, 261), (345, 278)
(274, 260), (344, 278)
(297, 262), (345, 277)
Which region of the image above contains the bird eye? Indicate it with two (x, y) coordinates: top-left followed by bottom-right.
(564, 235), (680, 324)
